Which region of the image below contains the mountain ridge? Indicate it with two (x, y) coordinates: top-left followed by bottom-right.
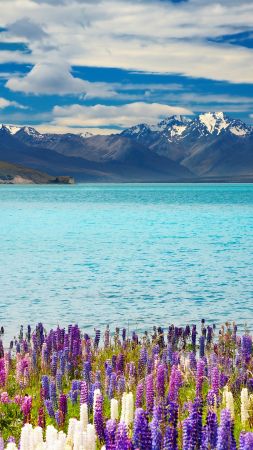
(1, 112), (253, 182)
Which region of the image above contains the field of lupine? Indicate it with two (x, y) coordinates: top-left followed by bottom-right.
(0, 321), (253, 449)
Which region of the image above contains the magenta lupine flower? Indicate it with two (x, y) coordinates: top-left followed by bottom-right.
(80, 380), (88, 404)
(105, 419), (117, 450)
(59, 393), (67, 420)
(136, 381), (144, 408)
(217, 409), (236, 450)
(133, 408), (152, 450)
(115, 422), (130, 450)
(21, 395), (32, 422)
(0, 392), (9, 403)
(156, 364), (166, 398)
(146, 374), (154, 414)
(94, 393), (105, 441)
(38, 406), (45, 429)
(196, 359), (205, 396)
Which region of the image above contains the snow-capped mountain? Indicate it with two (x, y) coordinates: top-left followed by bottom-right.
(0, 112), (252, 181)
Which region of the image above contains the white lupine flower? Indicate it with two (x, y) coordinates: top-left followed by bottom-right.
(241, 387), (250, 428)
(20, 423), (34, 450)
(32, 426), (43, 447)
(80, 403), (89, 432)
(5, 444), (18, 450)
(125, 392), (134, 426)
(111, 398), (119, 420)
(120, 392), (127, 422)
(67, 418), (78, 444)
(46, 425), (58, 446)
(224, 388), (235, 419)
(73, 421), (83, 450)
(86, 424), (96, 450)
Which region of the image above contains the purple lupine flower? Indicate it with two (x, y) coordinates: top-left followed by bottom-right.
(206, 409), (218, 448)
(183, 418), (192, 450)
(94, 393), (105, 441)
(122, 328), (126, 342)
(240, 432), (253, 450)
(150, 410), (162, 450)
(217, 409), (236, 450)
(133, 408), (152, 450)
(21, 396), (32, 422)
(80, 380), (88, 404)
(211, 366), (219, 397)
(115, 422), (130, 450)
(105, 419), (117, 450)
(56, 370), (62, 392)
(44, 399), (55, 418)
(167, 401), (178, 429)
(199, 336), (205, 358)
(136, 381), (144, 408)
(51, 351), (58, 377)
(191, 325), (197, 349)
(83, 360), (92, 383)
(187, 397), (203, 449)
(41, 375), (50, 400)
(146, 374), (154, 414)
(242, 335), (252, 363)
(109, 372), (117, 399)
(49, 380), (57, 408)
(189, 352), (197, 371)
(201, 426), (208, 450)
(168, 366), (182, 403)
(156, 364), (166, 398)
(104, 326), (110, 348)
(117, 375), (126, 395)
(163, 425), (177, 450)
(196, 359), (205, 396)
(116, 353), (125, 373)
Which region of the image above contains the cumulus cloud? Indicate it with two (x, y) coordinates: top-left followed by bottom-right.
(7, 17), (48, 41)
(1, 0), (253, 85)
(52, 102), (193, 128)
(6, 63), (116, 97)
(0, 97), (27, 109)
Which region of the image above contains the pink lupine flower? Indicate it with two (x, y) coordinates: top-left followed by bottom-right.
(0, 392), (10, 403)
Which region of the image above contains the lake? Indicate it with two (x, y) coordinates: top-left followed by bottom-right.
(0, 183), (252, 340)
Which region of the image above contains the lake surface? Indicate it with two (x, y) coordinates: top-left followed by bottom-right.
(0, 183), (252, 339)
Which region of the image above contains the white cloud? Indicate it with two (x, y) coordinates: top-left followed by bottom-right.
(0, 97), (27, 109)
(6, 63), (116, 97)
(0, 0), (253, 86)
(52, 102), (193, 128)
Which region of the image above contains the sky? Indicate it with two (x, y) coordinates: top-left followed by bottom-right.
(0, 0), (253, 134)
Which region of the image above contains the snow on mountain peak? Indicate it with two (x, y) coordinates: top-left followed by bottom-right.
(1, 124), (21, 135)
(198, 112), (230, 134)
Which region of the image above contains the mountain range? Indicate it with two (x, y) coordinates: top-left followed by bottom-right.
(1, 112), (253, 182)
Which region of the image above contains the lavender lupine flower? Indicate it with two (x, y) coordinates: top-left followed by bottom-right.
(105, 419), (117, 450)
(133, 408), (152, 450)
(109, 372), (117, 399)
(146, 374), (154, 414)
(156, 364), (166, 398)
(217, 409), (236, 450)
(240, 432), (253, 450)
(117, 375), (126, 395)
(115, 422), (130, 450)
(94, 393), (105, 441)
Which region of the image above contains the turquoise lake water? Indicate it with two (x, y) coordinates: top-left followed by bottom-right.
(0, 183), (253, 339)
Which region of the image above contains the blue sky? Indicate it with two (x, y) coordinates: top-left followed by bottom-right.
(0, 0), (253, 134)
